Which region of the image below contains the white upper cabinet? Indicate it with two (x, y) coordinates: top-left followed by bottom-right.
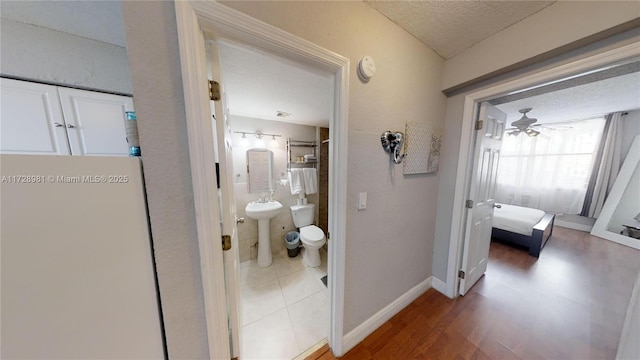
(58, 88), (132, 156)
(1, 78), (133, 156)
(1, 78), (71, 155)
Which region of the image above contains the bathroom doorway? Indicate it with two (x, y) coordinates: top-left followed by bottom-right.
(213, 39), (334, 359)
(177, 2), (350, 357)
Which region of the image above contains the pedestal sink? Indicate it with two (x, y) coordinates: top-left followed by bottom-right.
(245, 200), (283, 267)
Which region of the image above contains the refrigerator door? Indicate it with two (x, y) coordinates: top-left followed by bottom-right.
(1, 155), (164, 359)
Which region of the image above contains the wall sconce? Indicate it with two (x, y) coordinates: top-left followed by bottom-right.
(269, 135), (279, 148)
(239, 132), (249, 146)
(381, 131), (406, 164)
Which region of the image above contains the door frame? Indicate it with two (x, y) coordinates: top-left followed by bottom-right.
(444, 42), (640, 298)
(175, 2), (350, 358)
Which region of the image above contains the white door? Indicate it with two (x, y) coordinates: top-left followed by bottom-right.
(208, 41), (242, 358)
(58, 87), (132, 156)
(0, 78), (71, 155)
(459, 102), (506, 295)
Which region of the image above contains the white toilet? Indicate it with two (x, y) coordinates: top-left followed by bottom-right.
(290, 203), (326, 267)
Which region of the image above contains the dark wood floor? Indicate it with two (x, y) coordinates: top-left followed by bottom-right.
(307, 227), (640, 359)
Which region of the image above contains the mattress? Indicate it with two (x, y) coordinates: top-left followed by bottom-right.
(493, 204), (546, 236)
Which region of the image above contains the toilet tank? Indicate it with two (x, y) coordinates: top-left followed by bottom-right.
(290, 204), (315, 228)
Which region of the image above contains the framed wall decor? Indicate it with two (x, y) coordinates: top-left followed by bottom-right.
(403, 121), (442, 175)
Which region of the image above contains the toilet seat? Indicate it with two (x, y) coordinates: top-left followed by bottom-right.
(300, 225), (325, 243)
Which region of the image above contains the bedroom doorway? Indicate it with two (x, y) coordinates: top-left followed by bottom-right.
(451, 43), (640, 297)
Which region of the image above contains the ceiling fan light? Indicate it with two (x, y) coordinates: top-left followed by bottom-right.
(526, 128), (540, 137)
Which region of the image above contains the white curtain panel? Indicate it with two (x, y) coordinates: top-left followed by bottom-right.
(495, 117), (606, 214)
(587, 112), (624, 218)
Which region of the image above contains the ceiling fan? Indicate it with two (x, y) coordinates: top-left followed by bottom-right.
(506, 108), (541, 137)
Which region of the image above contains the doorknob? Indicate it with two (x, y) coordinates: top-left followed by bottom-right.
(493, 204), (502, 208)
(66, 124), (76, 129)
(236, 217), (245, 224)
(54, 122), (64, 127)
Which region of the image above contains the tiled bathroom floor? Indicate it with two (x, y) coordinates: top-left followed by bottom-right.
(240, 248), (328, 360)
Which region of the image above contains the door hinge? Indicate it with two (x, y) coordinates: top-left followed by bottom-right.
(327, 232), (330, 240)
(458, 270), (466, 279)
(465, 200), (474, 208)
(221, 235), (231, 251)
(475, 120), (483, 130)
(209, 80), (220, 101)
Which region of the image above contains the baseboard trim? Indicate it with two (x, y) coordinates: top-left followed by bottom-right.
(431, 277), (447, 295)
(555, 220), (593, 232)
(342, 277), (432, 353)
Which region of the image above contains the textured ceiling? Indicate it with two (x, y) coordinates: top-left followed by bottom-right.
(495, 71), (640, 126)
(365, 0), (555, 59)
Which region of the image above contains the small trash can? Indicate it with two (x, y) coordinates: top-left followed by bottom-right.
(285, 231), (300, 257)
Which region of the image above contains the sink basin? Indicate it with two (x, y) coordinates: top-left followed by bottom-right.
(245, 201), (283, 220)
(245, 200), (283, 267)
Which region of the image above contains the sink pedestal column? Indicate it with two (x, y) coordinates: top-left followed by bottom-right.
(257, 219), (272, 267)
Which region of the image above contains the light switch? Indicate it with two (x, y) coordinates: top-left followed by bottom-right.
(358, 192), (367, 210)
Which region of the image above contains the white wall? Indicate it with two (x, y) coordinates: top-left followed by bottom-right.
(442, 1), (640, 92)
(433, 28), (640, 282)
(0, 18), (132, 94)
(230, 115), (318, 262)
(1, 155), (164, 359)
(121, 2), (209, 358)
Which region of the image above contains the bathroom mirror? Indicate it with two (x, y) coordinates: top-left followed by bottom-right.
(247, 148), (273, 193)
(591, 135), (640, 249)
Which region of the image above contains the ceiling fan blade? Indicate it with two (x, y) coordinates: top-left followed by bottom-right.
(540, 124), (573, 131)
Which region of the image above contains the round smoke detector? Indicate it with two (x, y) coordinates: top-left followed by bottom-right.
(358, 56), (376, 81)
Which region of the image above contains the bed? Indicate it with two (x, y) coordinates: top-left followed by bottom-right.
(491, 204), (555, 257)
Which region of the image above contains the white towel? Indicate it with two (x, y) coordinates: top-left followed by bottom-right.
(288, 169), (305, 195)
(303, 168), (318, 195)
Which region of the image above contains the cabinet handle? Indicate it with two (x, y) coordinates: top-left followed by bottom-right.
(54, 122), (64, 127)
(66, 124), (76, 129)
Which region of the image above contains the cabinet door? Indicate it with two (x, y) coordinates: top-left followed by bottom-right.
(58, 88), (132, 156)
(1, 78), (71, 155)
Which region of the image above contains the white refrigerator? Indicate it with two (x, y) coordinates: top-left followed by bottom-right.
(1, 155), (165, 359)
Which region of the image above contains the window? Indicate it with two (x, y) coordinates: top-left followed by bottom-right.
(496, 117), (606, 214)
